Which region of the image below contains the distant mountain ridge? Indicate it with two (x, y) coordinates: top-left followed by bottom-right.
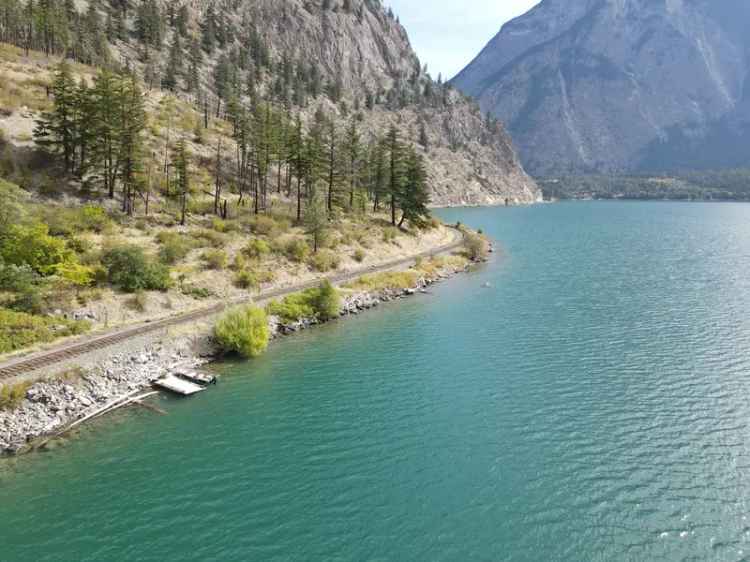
(453, 0), (750, 175)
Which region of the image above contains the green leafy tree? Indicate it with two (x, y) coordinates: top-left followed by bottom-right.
(214, 305), (270, 358)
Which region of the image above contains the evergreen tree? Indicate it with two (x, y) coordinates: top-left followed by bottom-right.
(33, 61), (78, 173)
(399, 146), (430, 228)
(386, 125), (406, 225)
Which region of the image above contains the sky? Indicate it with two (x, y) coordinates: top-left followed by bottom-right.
(386, 0), (541, 80)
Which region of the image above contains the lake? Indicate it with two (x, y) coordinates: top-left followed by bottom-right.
(3, 202), (750, 561)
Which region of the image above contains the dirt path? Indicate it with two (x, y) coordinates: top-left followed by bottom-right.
(0, 229), (464, 383)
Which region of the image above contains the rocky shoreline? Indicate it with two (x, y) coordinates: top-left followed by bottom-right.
(0, 260), (472, 456)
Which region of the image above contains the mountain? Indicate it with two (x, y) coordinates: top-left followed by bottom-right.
(0, 0), (539, 205)
(452, 0), (750, 176)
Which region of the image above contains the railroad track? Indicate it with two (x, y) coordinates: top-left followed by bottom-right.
(0, 233), (465, 382)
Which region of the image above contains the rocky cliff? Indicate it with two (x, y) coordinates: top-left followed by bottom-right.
(453, 0), (750, 175)
(112, 0), (540, 205)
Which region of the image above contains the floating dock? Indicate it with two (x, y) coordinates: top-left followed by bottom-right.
(153, 374), (206, 396)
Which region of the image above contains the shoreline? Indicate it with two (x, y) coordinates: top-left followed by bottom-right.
(0, 253), (479, 457)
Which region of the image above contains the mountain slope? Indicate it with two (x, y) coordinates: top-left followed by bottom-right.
(453, 0), (750, 175)
(0, 0), (539, 205)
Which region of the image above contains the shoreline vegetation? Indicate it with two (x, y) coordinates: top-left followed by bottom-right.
(0, 229), (491, 457)
(539, 170), (750, 202)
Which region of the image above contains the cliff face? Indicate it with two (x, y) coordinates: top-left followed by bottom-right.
(242, 0), (539, 204)
(453, 0), (750, 175)
(124, 0), (540, 205)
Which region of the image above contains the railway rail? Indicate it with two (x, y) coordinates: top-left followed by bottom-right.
(0, 232), (464, 382)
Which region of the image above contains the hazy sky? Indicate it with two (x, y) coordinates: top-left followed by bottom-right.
(386, 1), (541, 80)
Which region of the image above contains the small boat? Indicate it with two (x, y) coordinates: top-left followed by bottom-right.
(174, 370), (217, 386)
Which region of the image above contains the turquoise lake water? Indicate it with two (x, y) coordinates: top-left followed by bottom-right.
(3, 202), (750, 561)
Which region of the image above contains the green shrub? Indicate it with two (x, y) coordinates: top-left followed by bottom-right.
(0, 381), (32, 410)
(0, 308), (90, 354)
(267, 281), (341, 323)
(283, 238), (310, 263)
(234, 269), (259, 290)
(243, 239), (271, 260)
(1, 223), (75, 276)
(42, 205), (112, 236)
(214, 305), (270, 358)
(353, 248), (366, 263)
(311, 280), (341, 321)
(101, 246), (171, 293)
(157, 233), (194, 264)
(189, 229), (226, 248)
(246, 215), (286, 236)
(267, 293), (316, 323)
(308, 250), (340, 272)
(463, 231), (490, 261)
(181, 284), (214, 299)
(201, 249), (227, 270)
(78, 205), (112, 233)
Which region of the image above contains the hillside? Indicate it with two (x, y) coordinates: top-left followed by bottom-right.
(453, 0), (750, 176)
(0, 0), (539, 205)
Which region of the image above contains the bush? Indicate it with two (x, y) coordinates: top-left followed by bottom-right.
(189, 229), (226, 248)
(234, 270), (259, 290)
(214, 305), (270, 358)
(1, 223), (75, 276)
(181, 284), (213, 299)
(246, 215), (287, 236)
(283, 238), (310, 263)
(157, 233), (194, 264)
(308, 250), (340, 272)
(101, 246), (171, 293)
(353, 248), (366, 263)
(243, 239), (271, 260)
(0, 308), (90, 354)
(311, 280), (341, 321)
(0, 381), (32, 410)
(42, 205), (112, 236)
(78, 205), (112, 233)
(267, 293), (316, 323)
(267, 281), (341, 323)
(463, 232), (490, 261)
(201, 249), (228, 270)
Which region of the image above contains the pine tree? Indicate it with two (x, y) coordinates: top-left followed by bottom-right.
(118, 75), (146, 215)
(399, 146), (431, 228)
(33, 61), (78, 173)
(386, 125), (406, 226)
